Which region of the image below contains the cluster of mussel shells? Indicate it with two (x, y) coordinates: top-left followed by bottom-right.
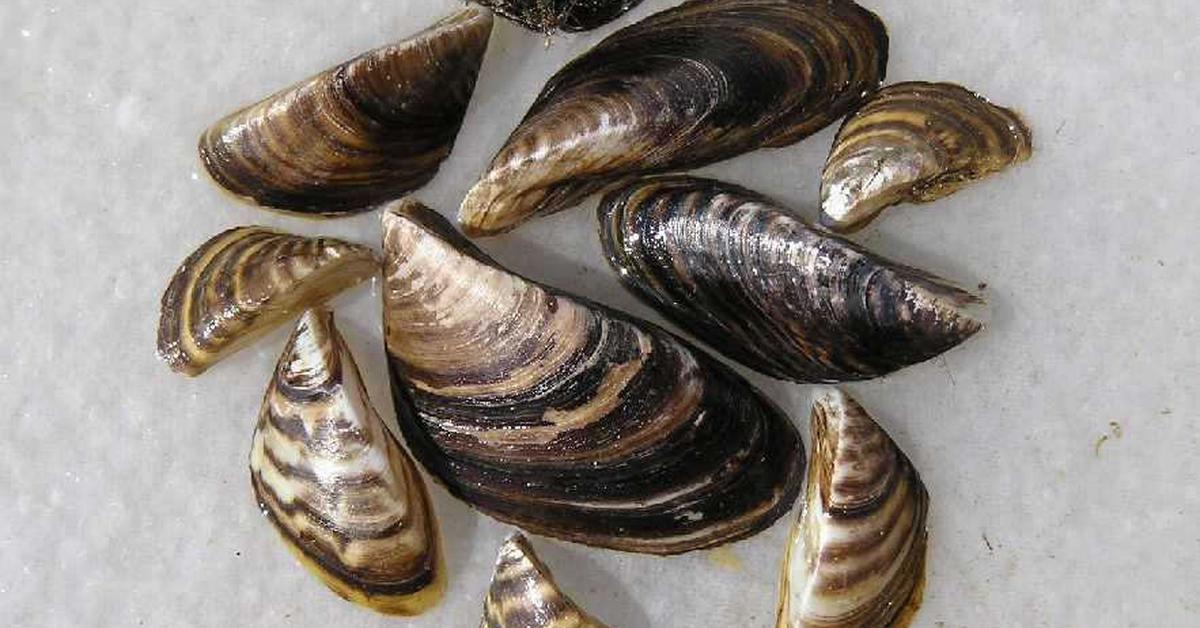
(159, 0), (1032, 624)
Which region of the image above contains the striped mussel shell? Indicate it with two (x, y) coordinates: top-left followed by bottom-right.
(821, 81), (1033, 232)
(156, 227), (377, 376)
(598, 176), (985, 383)
(199, 7), (493, 216)
(381, 199), (805, 554)
(458, 0), (888, 235)
(481, 533), (608, 628)
(777, 389), (928, 628)
(474, 0), (643, 33)
(250, 309), (443, 615)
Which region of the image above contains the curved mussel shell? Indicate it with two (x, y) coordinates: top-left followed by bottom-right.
(199, 7), (493, 216)
(381, 198), (804, 554)
(777, 389), (928, 628)
(459, 0), (888, 235)
(157, 227), (377, 376)
(474, 0), (642, 33)
(821, 81), (1033, 232)
(250, 309), (443, 614)
(482, 533), (608, 628)
(597, 176), (984, 383)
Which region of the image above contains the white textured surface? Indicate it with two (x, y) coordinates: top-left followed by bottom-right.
(2, 1), (1198, 626)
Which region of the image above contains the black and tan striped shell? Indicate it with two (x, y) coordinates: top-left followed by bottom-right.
(458, 0), (888, 235)
(199, 7), (493, 216)
(820, 81), (1033, 232)
(381, 199), (804, 554)
(250, 309), (443, 615)
(156, 227), (377, 376)
(777, 389), (928, 628)
(474, 0), (642, 33)
(481, 533), (608, 628)
(597, 176), (984, 383)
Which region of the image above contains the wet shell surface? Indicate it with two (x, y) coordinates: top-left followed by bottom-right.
(820, 81), (1033, 232)
(381, 198), (805, 554)
(156, 227), (378, 376)
(459, 0), (888, 235)
(777, 389), (929, 628)
(250, 309), (443, 615)
(199, 7), (493, 216)
(481, 533), (608, 628)
(598, 176), (984, 383)
(474, 0), (642, 33)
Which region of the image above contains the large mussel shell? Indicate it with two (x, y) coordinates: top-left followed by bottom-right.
(156, 226), (378, 376)
(777, 389), (928, 628)
(381, 198), (804, 554)
(821, 81), (1033, 232)
(250, 309), (443, 615)
(459, 0), (888, 235)
(598, 175), (984, 383)
(482, 533), (608, 627)
(474, 0), (642, 33)
(199, 7), (493, 216)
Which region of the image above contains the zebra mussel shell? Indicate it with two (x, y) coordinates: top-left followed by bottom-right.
(821, 81), (1033, 232)
(458, 0), (888, 236)
(481, 533), (608, 628)
(199, 7), (493, 216)
(250, 309), (444, 615)
(474, 0), (642, 33)
(156, 227), (377, 376)
(777, 389), (929, 628)
(381, 199), (804, 554)
(597, 176), (984, 383)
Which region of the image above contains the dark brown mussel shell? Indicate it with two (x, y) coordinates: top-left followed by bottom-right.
(481, 533), (608, 627)
(459, 0), (888, 235)
(381, 198), (804, 554)
(199, 7), (493, 216)
(777, 389), (929, 628)
(474, 0), (643, 33)
(250, 309), (443, 614)
(597, 176), (985, 383)
(821, 81), (1033, 232)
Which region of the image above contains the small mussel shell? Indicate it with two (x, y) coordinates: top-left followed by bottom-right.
(199, 7), (493, 215)
(382, 199), (804, 554)
(459, 0), (888, 235)
(597, 175), (984, 383)
(777, 389), (929, 628)
(250, 309), (444, 615)
(156, 227), (378, 376)
(821, 81), (1033, 232)
(482, 533), (608, 628)
(474, 0), (643, 33)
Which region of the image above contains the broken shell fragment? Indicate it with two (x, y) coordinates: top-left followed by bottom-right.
(156, 227), (378, 376)
(821, 81), (1033, 232)
(250, 309), (443, 615)
(475, 0), (643, 33)
(199, 7), (493, 215)
(459, 0), (888, 235)
(382, 199), (804, 554)
(777, 389), (929, 628)
(481, 533), (608, 628)
(597, 175), (984, 383)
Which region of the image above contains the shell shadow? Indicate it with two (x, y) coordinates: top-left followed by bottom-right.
(529, 536), (654, 627)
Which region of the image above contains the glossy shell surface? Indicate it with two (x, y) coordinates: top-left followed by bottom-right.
(381, 199), (804, 554)
(199, 7), (493, 216)
(481, 533), (608, 627)
(250, 309), (443, 615)
(156, 226), (378, 376)
(459, 0), (888, 235)
(777, 389), (929, 628)
(598, 176), (984, 383)
(474, 0), (642, 33)
(821, 81), (1033, 232)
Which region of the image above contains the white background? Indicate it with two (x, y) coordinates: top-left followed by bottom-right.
(2, 0), (1198, 626)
